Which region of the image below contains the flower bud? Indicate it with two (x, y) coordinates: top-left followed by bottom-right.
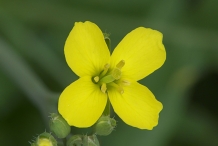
(49, 113), (71, 138)
(83, 135), (99, 146)
(95, 116), (116, 136)
(36, 132), (57, 146)
(66, 135), (83, 146)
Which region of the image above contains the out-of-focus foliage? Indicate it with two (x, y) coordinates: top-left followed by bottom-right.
(0, 0), (218, 146)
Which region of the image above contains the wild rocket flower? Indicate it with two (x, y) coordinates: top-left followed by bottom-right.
(58, 21), (166, 130)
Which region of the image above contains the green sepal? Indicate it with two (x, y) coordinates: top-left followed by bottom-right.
(95, 116), (116, 136)
(103, 33), (111, 52)
(49, 113), (71, 138)
(36, 132), (57, 146)
(67, 135), (83, 146)
(83, 135), (100, 146)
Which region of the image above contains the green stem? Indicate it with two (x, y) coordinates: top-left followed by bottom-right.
(62, 138), (67, 146)
(103, 98), (110, 116)
(102, 32), (112, 116)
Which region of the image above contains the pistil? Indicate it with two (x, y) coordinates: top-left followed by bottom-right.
(97, 60), (126, 94)
(111, 68), (122, 80)
(99, 75), (115, 84)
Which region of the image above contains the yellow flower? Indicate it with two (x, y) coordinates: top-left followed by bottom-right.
(58, 21), (166, 130)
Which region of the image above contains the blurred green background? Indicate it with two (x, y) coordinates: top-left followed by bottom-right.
(0, 0), (218, 146)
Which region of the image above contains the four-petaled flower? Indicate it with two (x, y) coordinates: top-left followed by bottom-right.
(58, 21), (166, 129)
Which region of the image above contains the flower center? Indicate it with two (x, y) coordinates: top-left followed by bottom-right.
(93, 60), (127, 94)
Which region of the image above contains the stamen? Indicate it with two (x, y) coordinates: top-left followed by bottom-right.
(119, 88), (124, 94)
(100, 64), (110, 77)
(110, 82), (124, 94)
(122, 80), (131, 86)
(94, 76), (99, 83)
(116, 60), (125, 69)
(101, 83), (107, 93)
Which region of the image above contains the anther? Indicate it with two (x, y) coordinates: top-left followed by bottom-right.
(118, 87), (124, 94)
(122, 80), (130, 86)
(116, 60), (125, 69)
(100, 64), (110, 77)
(101, 83), (107, 93)
(110, 82), (124, 94)
(94, 76), (99, 83)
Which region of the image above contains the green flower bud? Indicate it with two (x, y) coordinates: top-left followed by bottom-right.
(95, 116), (116, 136)
(67, 135), (83, 146)
(36, 132), (57, 146)
(83, 135), (99, 146)
(49, 113), (71, 138)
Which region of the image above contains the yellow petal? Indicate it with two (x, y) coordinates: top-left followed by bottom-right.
(58, 76), (107, 127)
(110, 27), (166, 81)
(65, 21), (110, 77)
(108, 81), (163, 129)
